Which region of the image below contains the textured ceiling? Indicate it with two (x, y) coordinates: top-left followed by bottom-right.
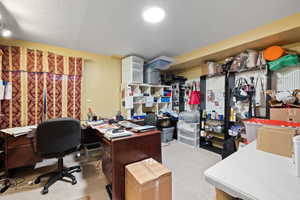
(1, 0), (300, 59)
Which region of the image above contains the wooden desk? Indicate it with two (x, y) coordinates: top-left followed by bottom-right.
(96, 130), (162, 200)
(0, 131), (40, 176)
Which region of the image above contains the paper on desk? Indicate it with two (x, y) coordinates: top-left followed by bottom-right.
(87, 120), (105, 128)
(4, 82), (12, 100)
(1, 125), (36, 137)
(145, 96), (154, 107)
(0, 80), (4, 100)
(125, 96), (133, 109)
(104, 130), (133, 139)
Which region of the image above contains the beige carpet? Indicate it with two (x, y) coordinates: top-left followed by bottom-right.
(1, 151), (109, 200)
(162, 141), (221, 200)
(1, 141), (220, 200)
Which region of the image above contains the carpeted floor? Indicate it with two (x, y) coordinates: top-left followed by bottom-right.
(162, 141), (221, 200)
(1, 141), (220, 200)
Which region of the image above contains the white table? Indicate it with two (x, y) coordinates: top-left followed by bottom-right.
(204, 141), (300, 200)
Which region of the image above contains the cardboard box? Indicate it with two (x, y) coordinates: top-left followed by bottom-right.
(270, 108), (300, 122)
(257, 126), (297, 157)
(125, 158), (172, 200)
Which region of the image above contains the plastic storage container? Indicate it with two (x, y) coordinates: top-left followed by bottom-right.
(144, 67), (161, 84)
(178, 135), (199, 148)
(177, 128), (199, 139)
(242, 121), (263, 142)
(178, 111), (200, 123)
(161, 127), (175, 143)
(144, 56), (174, 70)
(293, 135), (300, 177)
(122, 56), (144, 85)
(243, 118), (300, 143)
(160, 97), (171, 103)
(177, 121), (199, 133)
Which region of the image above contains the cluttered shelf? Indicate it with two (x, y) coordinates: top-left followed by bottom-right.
(228, 65), (267, 74)
(121, 83), (173, 120)
(200, 141), (222, 154)
(205, 131), (224, 140)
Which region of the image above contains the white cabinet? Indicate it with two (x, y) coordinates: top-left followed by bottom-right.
(121, 83), (172, 119)
(122, 56), (144, 85)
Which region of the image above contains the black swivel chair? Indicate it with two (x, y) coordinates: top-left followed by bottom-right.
(34, 118), (82, 195)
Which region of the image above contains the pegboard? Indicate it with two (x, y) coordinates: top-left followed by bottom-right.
(235, 69), (267, 106)
(206, 76), (225, 114)
(273, 66), (300, 91)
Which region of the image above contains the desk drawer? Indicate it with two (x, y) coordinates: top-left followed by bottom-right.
(7, 135), (36, 149)
(7, 144), (38, 169)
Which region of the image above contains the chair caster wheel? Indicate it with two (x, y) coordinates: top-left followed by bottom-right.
(34, 178), (40, 184)
(41, 188), (48, 195)
(72, 180), (77, 185)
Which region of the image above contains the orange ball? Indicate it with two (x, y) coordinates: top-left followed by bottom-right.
(263, 46), (285, 61)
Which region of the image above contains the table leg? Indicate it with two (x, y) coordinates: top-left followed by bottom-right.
(215, 188), (234, 200)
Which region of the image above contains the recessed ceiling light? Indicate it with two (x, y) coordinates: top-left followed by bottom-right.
(143, 7), (165, 24)
(2, 29), (12, 37)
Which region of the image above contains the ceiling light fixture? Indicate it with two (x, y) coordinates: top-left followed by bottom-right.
(2, 29), (11, 37)
(143, 7), (165, 24)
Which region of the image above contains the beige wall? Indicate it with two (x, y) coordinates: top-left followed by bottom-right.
(82, 57), (121, 119)
(174, 64), (207, 79)
(0, 38), (121, 119)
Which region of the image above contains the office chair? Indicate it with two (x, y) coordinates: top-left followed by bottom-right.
(34, 118), (82, 195)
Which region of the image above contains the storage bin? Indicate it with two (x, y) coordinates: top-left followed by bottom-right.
(122, 56), (144, 85)
(178, 111), (200, 123)
(207, 62), (217, 75)
(160, 97), (171, 103)
(243, 118), (300, 143)
(243, 121), (263, 142)
(161, 127), (175, 143)
(178, 135), (199, 148)
(132, 115), (146, 120)
(177, 128), (199, 139)
(144, 67), (161, 84)
(177, 121), (199, 133)
(144, 56), (174, 70)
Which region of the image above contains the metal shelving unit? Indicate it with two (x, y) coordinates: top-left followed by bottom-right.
(199, 65), (272, 154)
(199, 73), (227, 154)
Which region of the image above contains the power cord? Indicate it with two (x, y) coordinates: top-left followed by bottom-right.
(0, 177), (25, 193)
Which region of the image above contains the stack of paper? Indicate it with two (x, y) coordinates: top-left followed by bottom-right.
(104, 130), (133, 140)
(1, 125), (37, 137)
(131, 125), (156, 132)
(118, 121), (140, 129)
(86, 120), (105, 129)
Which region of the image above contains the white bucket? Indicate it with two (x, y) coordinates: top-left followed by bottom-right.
(293, 135), (300, 177)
